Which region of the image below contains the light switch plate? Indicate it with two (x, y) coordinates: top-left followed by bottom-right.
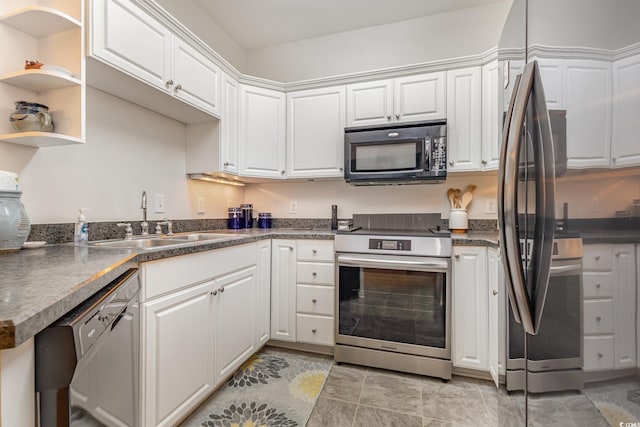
(197, 197), (205, 214)
(154, 194), (165, 213)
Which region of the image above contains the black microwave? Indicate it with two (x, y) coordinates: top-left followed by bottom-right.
(344, 120), (447, 185)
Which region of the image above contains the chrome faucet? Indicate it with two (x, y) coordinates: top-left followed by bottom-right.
(140, 190), (149, 236)
(154, 219), (174, 236)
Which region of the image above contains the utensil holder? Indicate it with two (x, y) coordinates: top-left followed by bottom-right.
(449, 208), (468, 233)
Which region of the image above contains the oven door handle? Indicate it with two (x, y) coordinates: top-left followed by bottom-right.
(549, 262), (582, 276)
(337, 255), (449, 272)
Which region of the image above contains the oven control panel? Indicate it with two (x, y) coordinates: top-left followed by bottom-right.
(369, 238), (412, 251)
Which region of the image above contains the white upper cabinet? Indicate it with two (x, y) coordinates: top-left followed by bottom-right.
(346, 72), (445, 127)
(221, 73), (240, 174)
(88, 0), (220, 120)
(565, 60), (612, 169)
(447, 66), (482, 172)
(611, 54), (640, 168)
(239, 85), (286, 178)
(172, 38), (221, 116)
(287, 86), (345, 178)
(481, 61), (501, 171)
(535, 58), (564, 110)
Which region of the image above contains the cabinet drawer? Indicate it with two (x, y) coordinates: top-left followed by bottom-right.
(297, 285), (334, 316)
(583, 300), (614, 334)
(584, 336), (614, 371)
(296, 314), (334, 345)
(297, 240), (334, 262)
(583, 272), (613, 298)
(583, 245), (612, 270)
(297, 262), (334, 285)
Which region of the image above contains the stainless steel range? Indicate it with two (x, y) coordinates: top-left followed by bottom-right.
(334, 214), (452, 380)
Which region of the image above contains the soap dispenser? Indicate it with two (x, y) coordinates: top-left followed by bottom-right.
(74, 208), (89, 244)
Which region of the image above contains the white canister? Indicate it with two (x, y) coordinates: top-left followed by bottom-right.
(0, 191), (31, 252)
(449, 208), (468, 233)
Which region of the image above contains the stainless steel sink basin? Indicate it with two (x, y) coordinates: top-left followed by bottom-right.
(88, 232), (238, 250)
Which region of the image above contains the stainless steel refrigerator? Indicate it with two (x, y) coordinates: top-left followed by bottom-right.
(498, 0), (640, 425)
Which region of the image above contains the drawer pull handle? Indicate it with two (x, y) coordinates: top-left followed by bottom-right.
(312, 272), (317, 276)
(312, 328), (317, 333)
(597, 352), (603, 358)
(312, 249), (317, 254)
(312, 298), (317, 303)
(596, 316), (601, 322)
(596, 283), (601, 289)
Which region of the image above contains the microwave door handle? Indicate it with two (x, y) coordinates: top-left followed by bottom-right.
(529, 60), (556, 334)
(499, 72), (523, 326)
(500, 64), (537, 334)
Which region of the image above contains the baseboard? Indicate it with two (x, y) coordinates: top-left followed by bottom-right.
(266, 340), (335, 356)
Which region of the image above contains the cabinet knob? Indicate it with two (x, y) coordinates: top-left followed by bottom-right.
(175, 83), (182, 91)
(312, 298), (317, 303)
(211, 290), (218, 296)
(224, 162), (230, 167)
(482, 160), (488, 165)
(596, 283), (601, 289)
(395, 113), (400, 119)
(615, 252), (621, 257)
(455, 254), (460, 259)
(312, 328), (317, 333)
(596, 316), (601, 322)
(595, 255), (600, 261)
(281, 170), (285, 175)
(312, 272), (317, 276)
(339, 167), (344, 171)
(597, 352), (603, 358)
(492, 290), (498, 296)
(289, 246), (294, 251)
(449, 160), (454, 166)
(312, 249), (317, 254)
(386, 115), (392, 120)
(166, 79), (174, 87)
(219, 286), (225, 293)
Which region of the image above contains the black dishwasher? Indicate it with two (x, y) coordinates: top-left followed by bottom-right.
(35, 269), (140, 427)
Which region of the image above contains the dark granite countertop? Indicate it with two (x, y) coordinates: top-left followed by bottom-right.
(578, 230), (640, 245)
(0, 229), (334, 350)
(451, 232), (499, 248)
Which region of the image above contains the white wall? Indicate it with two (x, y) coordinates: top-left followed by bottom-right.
(244, 2), (512, 82)
(244, 175), (499, 220)
(0, 88), (244, 224)
(154, 0), (247, 73)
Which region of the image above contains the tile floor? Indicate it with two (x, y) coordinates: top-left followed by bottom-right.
(308, 362), (611, 427)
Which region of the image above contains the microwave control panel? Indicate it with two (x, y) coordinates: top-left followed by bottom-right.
(429, 136), (447, 173)
(369, 239), (412, 251)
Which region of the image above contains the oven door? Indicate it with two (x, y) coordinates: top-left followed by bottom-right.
(507, 258), (583, 372)
(336, 253), (451, 360)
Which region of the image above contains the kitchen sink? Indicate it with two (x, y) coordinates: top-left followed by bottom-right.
(88, 232), (238, 249)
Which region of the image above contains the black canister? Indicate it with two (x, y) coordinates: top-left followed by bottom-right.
(258, 212), (272, 229)
(241, 203), (253, 228)
(331, 205), (338, 230)
(228, 207), (242, 229)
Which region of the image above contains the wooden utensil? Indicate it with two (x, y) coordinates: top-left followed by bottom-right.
(454, 189), (462, 208)
(461, 191), (473, 209)
(447, 188), (456, 209)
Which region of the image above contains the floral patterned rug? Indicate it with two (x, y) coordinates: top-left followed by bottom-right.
(180, 347), (333, 427)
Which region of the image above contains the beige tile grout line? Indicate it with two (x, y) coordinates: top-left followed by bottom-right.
(350, 367), (368, 427)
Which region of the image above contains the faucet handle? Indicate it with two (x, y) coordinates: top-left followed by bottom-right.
(164, 218), (174, 235)
(117, 223), (133, 240)
(154, 221), (166, 235)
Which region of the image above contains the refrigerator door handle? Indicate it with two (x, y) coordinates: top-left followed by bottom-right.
(499, 63), (536, 334)
(528, 61), (556, 333)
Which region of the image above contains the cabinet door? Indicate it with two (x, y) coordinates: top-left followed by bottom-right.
(452, 246), (488, 370)
(481, 61), (501, 171)
(565, 60), (612, 169)
(446, 67), (482, 172)
(535, 58), (564, 109)
(271, 240), (297, 341)
(172, 38), (221, 116)
(256, 240), (272, 347)
(143, 282), (215, 427)
(393, 72), (446, 122)
(612, 54), (640, 168)
(221, 73), (240, 174)
(345, 79), (393, 126)
(215, 266), (257, 383)
(239, 85), (286, 178)
(487, 248), (500, 387)
(91, 0), (171, 92)
(613, 244), (636, 369)
(287, 86), (345, 178)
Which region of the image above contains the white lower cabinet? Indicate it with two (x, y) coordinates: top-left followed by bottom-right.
(271, 239), (335, 347)
(582, 243), (636, 372)
(141, 243), (266, 426)
(452, 246), (489, 371)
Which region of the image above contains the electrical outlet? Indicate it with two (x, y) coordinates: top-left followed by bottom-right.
(290, 201), (298, 214)
(591, 196), (599, 212)
(197, 197), (205, 214)
(154, 194), (165, 213)
(485, 199), (496, 214)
